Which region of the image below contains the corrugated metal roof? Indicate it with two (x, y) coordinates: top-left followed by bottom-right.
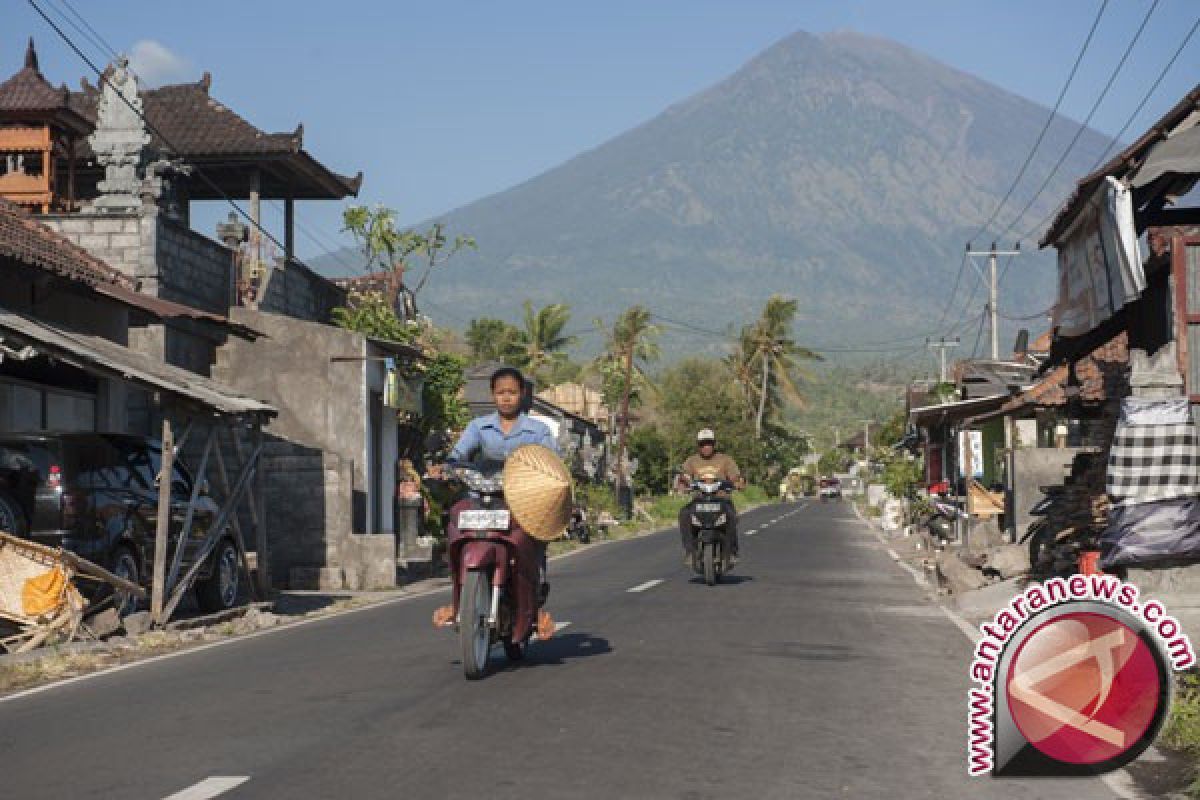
(908, 394), (1009, 426)
(95, 284), (264, 340)
(1041, 84), (1200, 247)
(0, 310), (276, 417)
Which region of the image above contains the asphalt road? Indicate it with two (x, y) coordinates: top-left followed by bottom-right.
(0, 501), (1119, 799)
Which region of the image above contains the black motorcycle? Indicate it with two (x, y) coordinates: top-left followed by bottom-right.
(685, 477), (735, 586)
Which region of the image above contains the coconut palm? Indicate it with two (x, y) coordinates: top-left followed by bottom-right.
(738, 295), (822, 438)
(520, 301), (577, 381)
(592, 307), (660, 497)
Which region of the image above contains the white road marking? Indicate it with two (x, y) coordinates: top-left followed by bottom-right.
(627, 580), (664, 593)
(163, 776), (250, 800)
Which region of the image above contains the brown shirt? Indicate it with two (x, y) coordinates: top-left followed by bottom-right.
(682, 453), (742, 484)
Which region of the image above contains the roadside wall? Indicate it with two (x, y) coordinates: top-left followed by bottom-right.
(1011, 447), (1086, 536)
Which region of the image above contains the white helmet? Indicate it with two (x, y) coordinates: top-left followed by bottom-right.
(696, 429), (716, 443)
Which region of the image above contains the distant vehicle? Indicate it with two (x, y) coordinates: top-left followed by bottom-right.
(818, 477), (842, 501)
(0, 432), (240, 615)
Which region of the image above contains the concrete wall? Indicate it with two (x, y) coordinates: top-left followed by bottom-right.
(1011, 447), (1086, 536)
(213, 309), (398, 588)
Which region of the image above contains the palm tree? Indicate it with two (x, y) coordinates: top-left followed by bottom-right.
(739, 295), (822, 439)
(593, 307), (660, 500)
(520, 301), (577, 381)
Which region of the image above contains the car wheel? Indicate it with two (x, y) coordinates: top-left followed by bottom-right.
(196, 539), (241, 613)
(110, 546), (142, 616)
(0, 490), (28, 536)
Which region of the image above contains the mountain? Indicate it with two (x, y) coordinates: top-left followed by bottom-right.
(314, 30), (1111, 357)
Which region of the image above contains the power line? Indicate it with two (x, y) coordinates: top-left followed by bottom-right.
(27, 0), (328, 278)
(1018, 13), (1200, 244)
(45, 0), (117, 61)
(1088, 13), (1200, 170)
(997, 0), (1161, 240)
(965, 0), (1109, 244)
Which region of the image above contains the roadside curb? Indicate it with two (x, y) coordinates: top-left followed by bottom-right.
(848, 502), (1145, 799)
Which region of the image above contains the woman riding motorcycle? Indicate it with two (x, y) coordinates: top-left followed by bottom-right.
(431, 367), (557, 639)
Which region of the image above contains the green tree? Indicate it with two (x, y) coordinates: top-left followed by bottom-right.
(341, 205), (475, 299)
(420, 352), (470, 435)
(594, 306), (660, 497)
(735, 295), (822, 438)
(592, 307), (660, 410)
(331, 290), (415, 343)
(465, 317), (525, 365)
(519, 301), (577, 383)
(627, 426), (670, 495)
(657, 357), (764, 482)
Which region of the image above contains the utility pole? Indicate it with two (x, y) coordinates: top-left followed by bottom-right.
(967, 242), (1020, 361)
(860, 419), (873, 456)
(926, 337), (960, 383)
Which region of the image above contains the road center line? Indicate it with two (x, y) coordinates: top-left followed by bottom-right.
(744, 529), (758, 536)
(163, 776), (250, 800)
(627, 579), (664, 593)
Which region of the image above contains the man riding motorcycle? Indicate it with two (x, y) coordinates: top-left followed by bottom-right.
(431, 367), (557, 639)
(677, 429), (745, 567)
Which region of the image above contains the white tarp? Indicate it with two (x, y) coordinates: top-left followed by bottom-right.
(1052, 177), (1146, 337)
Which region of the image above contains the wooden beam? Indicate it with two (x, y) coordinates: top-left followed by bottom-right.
(253, 421), (270, 595)
(214, 431), (259, 602)
(1143, 207), (1200, 229)
(165, 426), (216, 592)
(160, 435), (263, 622)
(151, 418), (174, 625)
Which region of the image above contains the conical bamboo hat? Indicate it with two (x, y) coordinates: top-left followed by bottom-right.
(504, 444), (573, 542)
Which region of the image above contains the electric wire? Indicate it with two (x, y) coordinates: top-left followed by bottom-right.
(28, 0), (335, 278)
(44, 0), (117, 62)
(964, 0), (1109, 245)
(1017, 13), (1200, 244)
(997, 0), (1161, 240)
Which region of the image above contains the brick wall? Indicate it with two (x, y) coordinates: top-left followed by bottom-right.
(39, 211), (144, 281)
(261, 259), (346, 323)
(156, 218), (232, 314)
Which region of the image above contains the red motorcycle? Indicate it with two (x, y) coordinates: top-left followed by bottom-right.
(444, 467), (542, 680)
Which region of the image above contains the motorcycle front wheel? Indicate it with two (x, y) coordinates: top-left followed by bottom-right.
(460, 570), (492, 680)
(703, 542), (717, 586)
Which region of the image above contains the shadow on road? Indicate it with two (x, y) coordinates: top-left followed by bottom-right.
(686, 574), (755, 586)
(521, 632), (613, 668)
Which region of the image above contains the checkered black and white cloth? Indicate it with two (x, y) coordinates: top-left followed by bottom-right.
(1108, 405), (1200, 506)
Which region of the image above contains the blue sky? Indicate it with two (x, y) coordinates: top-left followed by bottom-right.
(6, 0), (1199, 270)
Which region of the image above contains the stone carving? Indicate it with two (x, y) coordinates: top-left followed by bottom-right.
(142, 157), (192, 219)
(88, 57), (149, 212)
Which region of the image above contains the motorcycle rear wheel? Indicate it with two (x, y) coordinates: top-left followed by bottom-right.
(460, 570), (492, 680)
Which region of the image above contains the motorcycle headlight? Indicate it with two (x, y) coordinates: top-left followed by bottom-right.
(691, 514), (702, 526)
(715, 513), (727, 526)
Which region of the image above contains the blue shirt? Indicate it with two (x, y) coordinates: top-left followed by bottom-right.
(449, 413), (558, 476)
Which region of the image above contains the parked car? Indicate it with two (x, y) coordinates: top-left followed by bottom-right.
(818, 477), (842, 501)
(0, 432), (240, 614)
